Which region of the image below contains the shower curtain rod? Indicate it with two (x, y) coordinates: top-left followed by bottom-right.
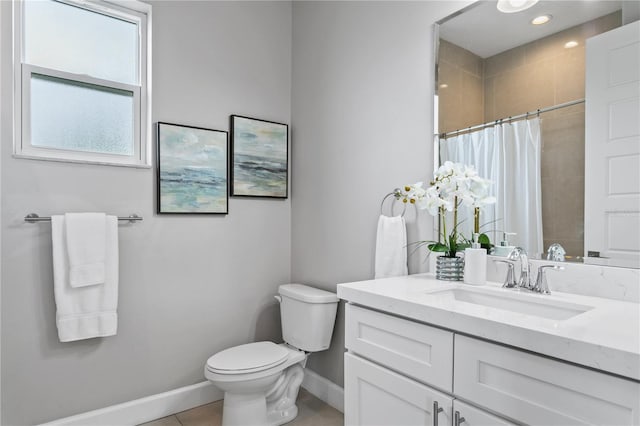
(440, 98), (585, 139)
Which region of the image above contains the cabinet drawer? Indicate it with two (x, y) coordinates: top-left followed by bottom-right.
(346, 303), (453, 392)
(454, 335), (640, 426)
(345, 352), (452, 426)
(453, 400), (516, 426)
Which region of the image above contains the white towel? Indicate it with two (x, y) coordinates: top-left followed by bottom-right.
(65, 212), (106, 288)
(52, 215), (119, 342)
(374, 214), (408, 279)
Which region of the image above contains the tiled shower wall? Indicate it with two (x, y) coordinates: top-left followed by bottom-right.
(437, 39), (484, 133)
(438, 12), (621, 257)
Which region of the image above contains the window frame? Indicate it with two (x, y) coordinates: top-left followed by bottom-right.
(12, 0), (152, 168)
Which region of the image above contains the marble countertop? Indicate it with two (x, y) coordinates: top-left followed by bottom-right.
(337, 274), (640, 381)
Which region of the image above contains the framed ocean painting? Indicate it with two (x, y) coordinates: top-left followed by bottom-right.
(230, 115), (288, 198)
(157, 122), (228, 214)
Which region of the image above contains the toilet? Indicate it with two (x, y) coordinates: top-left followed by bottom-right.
(204, 284), (339, 426)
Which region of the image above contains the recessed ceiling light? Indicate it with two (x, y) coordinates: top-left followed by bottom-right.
(531, 14), (552, 25)
(439, 83), (449, 89)
(497, 0), (539, 13)
(564, 40), (579, 49)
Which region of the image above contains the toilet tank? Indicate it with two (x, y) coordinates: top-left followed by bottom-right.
(278, 284), (338, 352)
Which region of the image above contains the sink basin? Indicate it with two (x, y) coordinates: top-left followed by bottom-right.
(428, 288), (593, 320)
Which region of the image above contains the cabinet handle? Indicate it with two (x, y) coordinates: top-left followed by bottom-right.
(433, 401), (444, 426)
(454, 410), (466, 426)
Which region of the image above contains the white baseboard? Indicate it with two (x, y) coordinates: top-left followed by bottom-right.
(38, 381), (223, 426)
(302, 368), (344, 413)
(37, 368), (343, 425)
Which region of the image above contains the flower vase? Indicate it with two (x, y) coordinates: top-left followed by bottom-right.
(435, 256), (464, 281)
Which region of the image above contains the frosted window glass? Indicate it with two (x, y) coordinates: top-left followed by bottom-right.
(30, 74), (134, 156)
(24, 0), (138, 85)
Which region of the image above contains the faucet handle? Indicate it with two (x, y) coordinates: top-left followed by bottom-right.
(533, 265), (564, 294)
(493, 259), (517, 288)
(547, 243), (566, 262)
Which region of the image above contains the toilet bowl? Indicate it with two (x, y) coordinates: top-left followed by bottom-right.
(206, 342), (306, 425)
(204, 284), (338, 426)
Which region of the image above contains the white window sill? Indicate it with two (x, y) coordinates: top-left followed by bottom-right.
(12, 153), (152, 169)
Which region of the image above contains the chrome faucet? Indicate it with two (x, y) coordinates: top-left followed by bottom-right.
(532, 265), (564, 294)
(507, 247), (532, 290)
(546, 243), (566, 262)
(493, 259), (517, 288)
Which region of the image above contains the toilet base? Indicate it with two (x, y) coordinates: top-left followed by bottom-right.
(266, 364), (304, 425)
(218, 362), (305, 426)
(222, 392), (269, 426)
(222, 393), (299, 426)
(267, 404), (298, 426)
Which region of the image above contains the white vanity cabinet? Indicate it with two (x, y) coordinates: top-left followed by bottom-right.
(344, 303), (640, 426)
(345, 353), (453, 426)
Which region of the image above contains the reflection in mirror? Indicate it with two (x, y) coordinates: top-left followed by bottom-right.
(435, 1), (639, 268)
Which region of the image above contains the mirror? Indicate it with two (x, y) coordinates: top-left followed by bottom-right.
(435, 0), (639, 268)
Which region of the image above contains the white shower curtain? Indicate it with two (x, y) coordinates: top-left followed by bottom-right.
(439, 118), (543, 256)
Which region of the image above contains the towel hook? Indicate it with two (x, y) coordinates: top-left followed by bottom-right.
(380, 190), (406, 217)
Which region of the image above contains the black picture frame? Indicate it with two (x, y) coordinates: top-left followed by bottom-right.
(230, 115), (289, 199)
(157, 122), (229, 214)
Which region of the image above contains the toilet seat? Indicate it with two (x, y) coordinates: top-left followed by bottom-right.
(206, 341), (289, 375)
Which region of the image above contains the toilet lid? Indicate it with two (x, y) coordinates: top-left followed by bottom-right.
(206, 342), (289, 375)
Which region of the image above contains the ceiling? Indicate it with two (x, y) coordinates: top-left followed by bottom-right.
(438, 0), (622, 58)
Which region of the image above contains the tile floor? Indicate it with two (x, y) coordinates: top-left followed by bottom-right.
(139, 389), (343, 426)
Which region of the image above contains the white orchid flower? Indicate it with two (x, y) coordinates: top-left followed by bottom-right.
(394, 162), (497, 257)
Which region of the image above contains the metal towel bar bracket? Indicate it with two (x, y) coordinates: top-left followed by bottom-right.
(24, 213), (143, 224)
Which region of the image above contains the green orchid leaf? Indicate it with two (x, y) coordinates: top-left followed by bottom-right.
(478, 233), (491, 245)
(457, 242), (471, 250)
(427, 242), (448, 252)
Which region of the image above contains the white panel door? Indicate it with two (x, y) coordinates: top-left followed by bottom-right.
(585, 21), (640, 267)
(344, 352), (453, 426)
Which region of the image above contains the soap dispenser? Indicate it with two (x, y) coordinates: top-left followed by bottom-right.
(464, 233), (487, 286)
(492, 232), (516, 257)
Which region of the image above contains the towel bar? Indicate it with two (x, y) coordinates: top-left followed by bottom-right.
(24, 213), (143, 223)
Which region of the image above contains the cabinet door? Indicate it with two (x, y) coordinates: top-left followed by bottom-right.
(454, 335), (640, 425)
(452, 400), (516, 426)
(346, 303), (454, 392)
(345, 352), (452, 426)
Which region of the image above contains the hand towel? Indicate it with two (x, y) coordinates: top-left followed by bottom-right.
(374, 214), (408, 279)
(65, 212), (106, 288)
(52, 215), (119, 342)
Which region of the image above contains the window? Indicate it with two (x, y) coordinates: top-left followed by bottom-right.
(13, 0), (151, 167)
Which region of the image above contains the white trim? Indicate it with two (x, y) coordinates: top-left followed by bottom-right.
(33, 370), (344, 425)
(37, 381), (223, 426)
(12, 0), (23, 160)
(12, 0), (152, 167)
(302, 368), (344, 413)
(11, 153), (152, 168)
(0, 1), (3, 421)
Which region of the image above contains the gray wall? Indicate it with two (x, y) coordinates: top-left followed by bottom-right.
(290, 1), (471, 387)
(1, 1), (291, 424)
(0, 0), (476, 423)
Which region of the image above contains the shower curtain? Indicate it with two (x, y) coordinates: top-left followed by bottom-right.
(439, 118), (543, 256)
